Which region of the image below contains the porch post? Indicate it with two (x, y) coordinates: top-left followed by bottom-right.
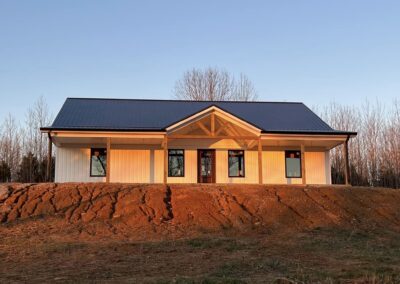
(343, 136), (350, 185)
(47, 133), (52, 182)
(258, 138), (263, 184)
(106, 137), (111, 183)
(301, 144), (306, 185)
(163, 136), (168, 184)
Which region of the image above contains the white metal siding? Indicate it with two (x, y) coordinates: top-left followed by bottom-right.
(216, 150), (258, 184)
(263, 150), (329, 185)
(263, 151), (287, 184)
(55, 147), (105, 182)
(325, 151), (332, 184)
(110, 149), (151, 183)
(304, 152), (327, 184)
(55, 145), (331, 185)
(167, 149), (197, 183)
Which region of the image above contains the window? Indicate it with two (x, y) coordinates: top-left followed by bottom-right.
(168, 149), (184, 177)
(90, 148), (107, 177)
(285, 150), (301, 178)
(228, 150), (245, 177)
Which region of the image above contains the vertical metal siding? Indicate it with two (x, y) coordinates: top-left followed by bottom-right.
(325, 151), (332, 184)
(263, 150), (328, 185)
(263, 151), (287, 184)
(110, 149), (151, 183)
(55, 145), (329, 185)
(55, 147), (105, 182)
(167, 149), (197, 183)
(304, 152), (327, 184)
(216, 150), (258, 184)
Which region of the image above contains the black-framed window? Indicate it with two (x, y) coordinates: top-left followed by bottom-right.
(168, 149), (184, 177)
(285, 150), (301, 178)
(90, 148), (107, 177)
(228, 150), (245, 177)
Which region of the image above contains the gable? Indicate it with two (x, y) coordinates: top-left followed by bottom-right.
(166, 105), (261, 136)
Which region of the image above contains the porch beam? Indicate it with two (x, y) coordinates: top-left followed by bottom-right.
(258, 139), (263, 184)
(106, 137), (111, 183)
(343, 136), (350, 185)
(163, 136), (168, 184)
(301, 144), (306, 185)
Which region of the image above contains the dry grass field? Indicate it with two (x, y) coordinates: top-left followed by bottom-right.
(1, 183), (400, 283)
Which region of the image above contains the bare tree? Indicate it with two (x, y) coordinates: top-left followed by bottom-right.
(23, 96), (52, 161)
(21, 96), (53, 182)
(316, 99), (400, 188)
(0, 96), (53, 182)
(380, 99), (400, 188)
(174, 67), (258, 101)
(231, 73), (258, 101)
(0, 114), (23, 180)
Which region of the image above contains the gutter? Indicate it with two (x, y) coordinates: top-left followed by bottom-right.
(40, 127), (165, 133)
(261, 130), (357, 136)
(40, 127), (357, 137)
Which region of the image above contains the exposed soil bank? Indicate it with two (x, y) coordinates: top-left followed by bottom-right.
(1, 183), (399, 240)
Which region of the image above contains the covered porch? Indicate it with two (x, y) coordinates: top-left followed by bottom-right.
(46, 107), (353, 185)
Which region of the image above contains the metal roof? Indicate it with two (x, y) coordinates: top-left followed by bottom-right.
(42, 98), (356, 135)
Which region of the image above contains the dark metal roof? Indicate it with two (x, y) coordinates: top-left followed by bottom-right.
(42, 98), (356, 135)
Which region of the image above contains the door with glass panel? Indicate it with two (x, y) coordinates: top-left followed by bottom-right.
(198, 149), (215, 183)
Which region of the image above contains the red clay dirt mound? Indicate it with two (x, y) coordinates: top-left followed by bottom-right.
(1, 183), (400, 240)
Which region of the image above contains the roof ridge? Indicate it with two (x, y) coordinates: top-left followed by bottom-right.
(66, 97), (304, 104)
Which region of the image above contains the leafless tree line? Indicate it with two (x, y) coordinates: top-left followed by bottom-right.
(174, 67), (258, 101)
(0, 91), (398, 188)
(0, 97), (54, 182)
(316, 100), (400, 188)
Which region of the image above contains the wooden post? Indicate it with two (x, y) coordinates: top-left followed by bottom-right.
(211, 112), (215, 136)
(258, 138), (263, 184)
(163, 136), (168, 184)
(301, 144), (306, 185)
(47, 133), (53, 182)
(343, 137), (350, 185)
(106, 137), (111, 183)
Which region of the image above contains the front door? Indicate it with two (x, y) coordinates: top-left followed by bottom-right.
(198, 149), (216, 183)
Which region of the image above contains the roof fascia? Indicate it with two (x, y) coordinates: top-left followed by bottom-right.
(261, 133), (353, 141)
(261, 130), (357, 137)
(48, 130), (166, 139)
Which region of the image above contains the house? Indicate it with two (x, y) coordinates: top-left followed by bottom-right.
(40, 98), (356, 185)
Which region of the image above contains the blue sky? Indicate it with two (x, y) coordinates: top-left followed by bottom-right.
(0, 1), (399, 122)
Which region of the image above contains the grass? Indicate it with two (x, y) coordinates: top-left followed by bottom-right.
(42, 242), (88, 255)
(186, 238), (250, 252)
(1, 227), (400, 283)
